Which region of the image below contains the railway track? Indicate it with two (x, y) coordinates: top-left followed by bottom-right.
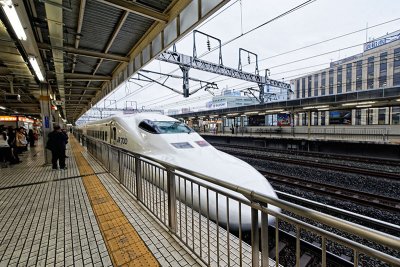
(215, 144), (400, 180)
(259, 170), (400, 213)
(268, 226), (354, 267)
(212, 142), (400, 168)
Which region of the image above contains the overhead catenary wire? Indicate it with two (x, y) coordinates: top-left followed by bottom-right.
(95, 5), (400, 116)
(99, 0), (316, 111)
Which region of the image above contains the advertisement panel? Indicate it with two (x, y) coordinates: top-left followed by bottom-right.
(329, 110), (352, 125)
(277, 113), (291, 126)
(248, 115), (265, 126)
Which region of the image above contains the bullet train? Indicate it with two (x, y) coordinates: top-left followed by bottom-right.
(78, 113), (280, 230)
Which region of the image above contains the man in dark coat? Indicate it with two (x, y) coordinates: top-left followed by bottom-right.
(47, 125), (68, 170)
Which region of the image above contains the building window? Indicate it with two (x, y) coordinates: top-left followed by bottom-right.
(367, 56), (374, 89)
(313, 112), (318, 125)
(379, 52), (387, 87)
(356, 60), (362, 90)
(346, 63), (352, 92)
(302, 78), (306, 98)
(337, 66), (342, 93)
(308, 76), (312, 97)
(320, 111), (326, 126)
(392, 107), (400, 125)
(321, 72), (326, 95)
(328, 69), (334, 94)
(394, 48), (400, 86)
(296, 79), (300, 98)
(302, 113), (307, 126)
(367, 109), (373, 125)
(314, 74), (319, 96)
(378, 108), (386, 125)
(355, 109), (361, 125)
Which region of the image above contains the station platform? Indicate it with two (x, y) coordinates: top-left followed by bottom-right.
(0, 136), (201, 267)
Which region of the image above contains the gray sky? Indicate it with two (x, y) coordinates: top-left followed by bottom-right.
(82, 0), (400, 118)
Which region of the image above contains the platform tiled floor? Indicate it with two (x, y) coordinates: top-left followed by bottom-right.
(0, 140), (201, 267)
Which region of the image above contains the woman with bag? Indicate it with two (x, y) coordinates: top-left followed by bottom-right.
(16, 127), (28, 154)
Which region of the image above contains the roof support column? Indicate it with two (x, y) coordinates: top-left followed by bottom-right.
(40, 84), (53, 164)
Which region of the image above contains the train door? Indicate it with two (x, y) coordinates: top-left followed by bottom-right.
(110, 121), (117, 144)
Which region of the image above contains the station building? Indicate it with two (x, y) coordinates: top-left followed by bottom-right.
(291, 30), (400, 126)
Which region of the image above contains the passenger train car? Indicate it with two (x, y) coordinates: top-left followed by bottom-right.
(77, 113), (280, 230)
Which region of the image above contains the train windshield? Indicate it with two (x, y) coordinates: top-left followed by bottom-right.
(139, 120), (194, 134)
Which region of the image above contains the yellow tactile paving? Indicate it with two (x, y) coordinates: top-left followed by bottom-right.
(70, 137), (159, 267)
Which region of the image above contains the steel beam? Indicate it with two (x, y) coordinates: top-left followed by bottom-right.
(37, 43), (129, 62)
(72, 0), (87, 73)
(66, 94), (95, 97)
(47, 73), (112, 81)
(96, 0), (168, 22)
(65, 86), (102, 90)
(157, 51), (292, 89)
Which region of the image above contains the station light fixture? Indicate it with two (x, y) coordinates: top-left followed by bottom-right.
(396, 99), (400, 102)
(303, 105), (329, 110)
(0, 105), (6, 110)
(0, 0), (27, 40)
(28, 56), (45, 81)
(356, 104), (372, 108)
(342, 101), (375, 106)
(265, 109), (284, 113)
(227, 113), (239, 116)
(244, 111), (259, 115)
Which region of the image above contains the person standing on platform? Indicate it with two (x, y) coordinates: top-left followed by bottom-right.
(0, 127), (10, 167)
(6, 127), (19, 164)
(28, 129), (35, 147)
(47, 125), (68, 170)
(16, 127), (28, 154)
(61, 129), (69, 158)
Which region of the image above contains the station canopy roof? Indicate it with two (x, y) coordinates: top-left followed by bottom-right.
(0, 0), (228, 122)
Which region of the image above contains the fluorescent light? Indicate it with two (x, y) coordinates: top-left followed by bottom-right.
(356, 105), (372, 108)
(303, 105), (329, 110)
(396, 99), (400, 102)
(342, 101), (375, 106)
(1, 0), (27, 40)
(28, 56), (44, 81)
(244, 111), (259, 115)
(0, 106), (6, 110)
(265, 109), (284, 113)
(227, 113), (238, 116)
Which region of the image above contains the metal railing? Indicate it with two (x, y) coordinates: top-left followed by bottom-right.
(204, 125), (399, 143)
(80, 135), (400, 267)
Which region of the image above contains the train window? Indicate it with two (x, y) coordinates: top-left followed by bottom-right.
(113, 127), (116, 140)
(139, 120), (194, 134)
(138, 120), (158, 134)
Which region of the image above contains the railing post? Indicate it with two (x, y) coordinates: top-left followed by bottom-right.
(251, 207), (259, 267)
(118, 150), (122, 182)
(261, 210), (269, 267)
(167, 168), (177, 233)
(135, 157), (142, 200)
(107, 146), (111, 171)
